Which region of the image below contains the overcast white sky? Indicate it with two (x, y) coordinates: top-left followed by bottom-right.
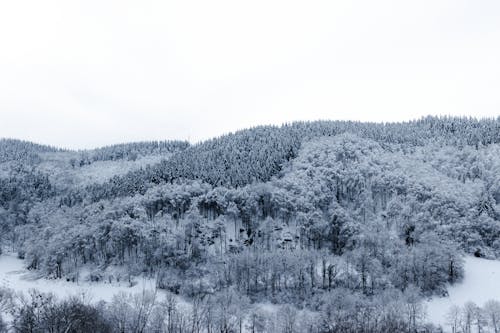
(0, 0), (499, 149)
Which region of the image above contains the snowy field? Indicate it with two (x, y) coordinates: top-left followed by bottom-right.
(426, 256), (500, 331)
(3, 251), (500, 332)
(0, 252), (158, 303)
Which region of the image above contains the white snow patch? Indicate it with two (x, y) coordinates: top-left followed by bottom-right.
(0, 252), (157, 303)
(426, 256), (500, 331)
(257, 302), (281, 314)
(37, 152), (169, 188)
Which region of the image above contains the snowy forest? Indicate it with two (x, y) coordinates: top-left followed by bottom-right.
(1, 116), (500, 332)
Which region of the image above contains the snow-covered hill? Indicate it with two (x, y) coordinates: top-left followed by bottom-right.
(37, 152), (170, 188)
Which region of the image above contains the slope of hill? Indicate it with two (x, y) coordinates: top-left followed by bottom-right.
(427, 256), (500, 331)
(1, 117), (500, 332)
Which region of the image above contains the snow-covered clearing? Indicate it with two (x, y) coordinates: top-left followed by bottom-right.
(0, 252), (158, 303)
(38, 152), (169, 188)
(426, 256), (500, 330)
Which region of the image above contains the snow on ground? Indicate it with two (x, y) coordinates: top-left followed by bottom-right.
(38, 152), (169, 188)
(426, 256), (500, 331)
(4, 251), (500, 332)
(0, 252), (158, 303)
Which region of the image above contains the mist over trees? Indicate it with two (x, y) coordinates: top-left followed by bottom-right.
(1, 117), (500, 332)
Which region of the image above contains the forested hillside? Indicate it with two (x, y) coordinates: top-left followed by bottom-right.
(1, 117), (500, 332)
